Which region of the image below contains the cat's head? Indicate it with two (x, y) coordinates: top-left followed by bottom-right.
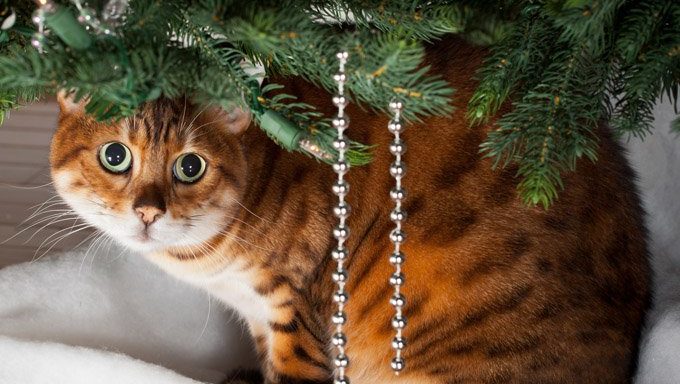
(50, 95), (251, 254)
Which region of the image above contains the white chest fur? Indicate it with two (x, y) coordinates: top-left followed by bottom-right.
(145, 254), (273, 327)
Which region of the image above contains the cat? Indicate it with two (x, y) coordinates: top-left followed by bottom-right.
(50, 37), (650, 384)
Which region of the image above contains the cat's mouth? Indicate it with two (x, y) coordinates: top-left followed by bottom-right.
(128, 229), (161, 248)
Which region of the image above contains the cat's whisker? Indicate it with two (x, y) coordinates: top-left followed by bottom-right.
(3, 211), (75, 244)
(91, 233), (113, 268)
(0, 181), (54, 190)
(180, 103), (210, 137)
(20, 205), (72, 228)
(32, 222), (92, 263)
(216, 229), (273, 252)
(185, 117), (226, 139)
(27, 193), (61, 210)
(35, 221), (89, 251)
(221, 213), (268, 236)
(23, 214), (80, 244)
(227, 196), (270, 223)
(20, 208), (74, 228)
(3, 213), (78, 246)
(71, 230), (100, 251)
(179, 96), (188, 131)
(80, 231), (106, 275)
(193, 292), (212, 346)
(24, 197), (67, 222)
(40, 218), (86, 249)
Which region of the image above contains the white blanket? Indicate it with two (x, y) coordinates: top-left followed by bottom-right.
(0, 102), (678, 383)
(0, 247), (257, 383)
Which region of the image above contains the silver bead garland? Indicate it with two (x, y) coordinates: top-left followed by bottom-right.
(331, 50), (350, 384)
(73, 0), (123, 35)
(31, 0), (54, 53)
(388, 99), (407, 374)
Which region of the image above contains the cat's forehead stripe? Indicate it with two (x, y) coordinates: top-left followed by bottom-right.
(128, 99), (186, 147)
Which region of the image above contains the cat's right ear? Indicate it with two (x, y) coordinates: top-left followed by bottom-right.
(56, 90), (87, 116)
(212, 105), (252, 136)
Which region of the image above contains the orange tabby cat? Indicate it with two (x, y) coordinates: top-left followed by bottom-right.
(50, 38), (649, 383)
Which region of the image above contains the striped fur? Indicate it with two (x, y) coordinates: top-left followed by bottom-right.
(50, 37), (649, 383)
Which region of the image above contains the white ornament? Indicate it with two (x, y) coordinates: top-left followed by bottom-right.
(1, 8), (16, 30)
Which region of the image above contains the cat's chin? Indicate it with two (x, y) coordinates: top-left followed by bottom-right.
(120, 237), (165, 254)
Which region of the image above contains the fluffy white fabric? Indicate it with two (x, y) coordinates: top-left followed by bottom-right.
(631, 102), (680, 383)
(0, 336), (203, 384)
(0, 246), (257, 384)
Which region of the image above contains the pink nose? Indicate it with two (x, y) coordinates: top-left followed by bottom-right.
(135, 206), (163, 225)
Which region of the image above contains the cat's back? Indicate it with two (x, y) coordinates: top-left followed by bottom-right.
(340, 37), (650, 383)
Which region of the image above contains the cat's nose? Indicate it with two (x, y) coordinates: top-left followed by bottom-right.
(135, 206), (163, 226)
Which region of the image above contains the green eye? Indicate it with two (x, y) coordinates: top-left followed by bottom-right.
(99, 142), (132, 173)
(173, 153), (206, 183)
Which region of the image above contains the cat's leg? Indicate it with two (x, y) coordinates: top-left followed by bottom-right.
(263, 314), (333, 384)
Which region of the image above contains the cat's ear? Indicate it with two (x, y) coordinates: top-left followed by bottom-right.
(56, 90), (88, 115)
(215, 105), (252, 136)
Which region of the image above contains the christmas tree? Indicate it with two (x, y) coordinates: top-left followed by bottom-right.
(0, 0), (678, 207)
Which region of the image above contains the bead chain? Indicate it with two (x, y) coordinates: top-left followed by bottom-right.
(331, 51), (350, 384)
(388, 100), (407, 374)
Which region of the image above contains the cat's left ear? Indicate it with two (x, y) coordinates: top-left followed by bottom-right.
(56, 90), (88, 116)
(216, 105), (252, 136)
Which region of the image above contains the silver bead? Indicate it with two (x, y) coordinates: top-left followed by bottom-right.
(333, 95), (347, 108)
(333, 160), (349, 174)
(390, 272), (405, 286)
(332, 332), (347, 346)
(333, 270), (347, 283)
(388, 119), (404, 134)
(390, 294), (406, 307)
(392, 337), (407, 350)
(389, 100), (403, 111)
(332, 311), (347, 325)
(333, 138), (348, 151)
(332, 247), (348, 261)
(391, 315), (407, 329)
(80, 8), (96, 22)
(391, 357), (405, 372)
(30, 34), (45, 50)
(333, 225), (349, 241)
(389, 252), (405, 265)
(332, 180), (349, 196)
(332, 116), (349, 130)
(390, 187), (406, 201)
(390, 229), (406, 244)
(390, 163), (406, 178)
(334, 290), (348, 303)
(334, 202), (351, 219)
(336, 51), (349, 60)
(390, 208), (407, 222)
(333, 73), (347, 83)
(389, 140), (407, 156)
(334, 354), (349, 368)
(31, 10), (45, 25)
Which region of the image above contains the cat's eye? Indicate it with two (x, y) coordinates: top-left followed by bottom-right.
(99, 142), (132, 174)
(173, 153), (206, 183)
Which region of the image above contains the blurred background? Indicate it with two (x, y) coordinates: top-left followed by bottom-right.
(0, 102), (92, 268)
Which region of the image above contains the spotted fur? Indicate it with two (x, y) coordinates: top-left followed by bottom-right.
(50, 37), (649, 384)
